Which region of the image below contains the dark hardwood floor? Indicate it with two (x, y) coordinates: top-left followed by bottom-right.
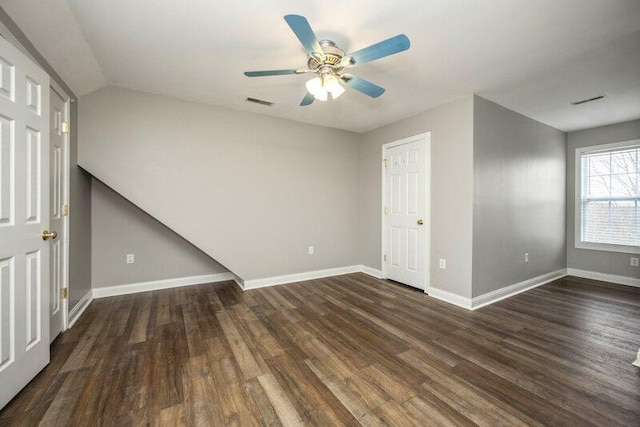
(1, 273), (639, 426)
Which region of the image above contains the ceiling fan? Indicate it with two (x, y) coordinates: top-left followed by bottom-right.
(244, 15), (410, 106)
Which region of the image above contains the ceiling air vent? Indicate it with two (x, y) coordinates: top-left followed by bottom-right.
(571, 95), (605, 105)
(246, 97), (273, 106)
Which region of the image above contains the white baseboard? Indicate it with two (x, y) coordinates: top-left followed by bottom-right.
(471, 269), (567, 310)
(68, 290), (93, 328)
(87, 265), (381, 301)
(427, 287), (472, 310)
(243, 265), (361, 290)
(233, 275), (244, 290)
(429, 269), (568, 311)
(566, 268), (640, 288)
(92, 272), (235, 298)
(67, 265), (638, 325)
(358, 265), (383, 279)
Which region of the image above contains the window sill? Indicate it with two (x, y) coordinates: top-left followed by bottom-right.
(575, 241), (640, 255)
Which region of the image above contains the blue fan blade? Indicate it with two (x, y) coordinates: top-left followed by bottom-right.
(348, 34), (410, 65)
(342, 75), (385, 98)
(300, 92), (315, 106)
(284, 15), (324, 56)
(244, 69), (299, 77)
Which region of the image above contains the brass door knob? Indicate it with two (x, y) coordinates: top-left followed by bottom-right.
(417, 219), (424, 225)
(42, 230), (58, 240)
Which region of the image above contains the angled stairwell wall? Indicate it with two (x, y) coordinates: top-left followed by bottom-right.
(78, 86), (362, 282)
(91, 178), (228, 289)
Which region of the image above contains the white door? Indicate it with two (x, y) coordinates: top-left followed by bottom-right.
(0, 36), (50, 409)
(383, 135), (429, 290)
(49, 89), (66, 342)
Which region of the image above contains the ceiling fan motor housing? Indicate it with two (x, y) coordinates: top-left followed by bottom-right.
(307, 40), (346, 72)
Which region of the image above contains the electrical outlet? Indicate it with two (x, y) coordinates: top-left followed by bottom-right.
(438, 258), (446, 269)
(632, 257), (639, 267)
(524, 253), (529, 263)
(126, 254), (135, 264)
(308, 246), (314, 255)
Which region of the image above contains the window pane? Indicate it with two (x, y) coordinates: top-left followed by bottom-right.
(580, 143), (639, 249)
(588, 154), (610, 176)
(610, 201), (637, 246)
(610, 149), (637, 175)
(583, 201), (609, 243)
(586, 175), (609, 198)
(611, 173), (638, 197)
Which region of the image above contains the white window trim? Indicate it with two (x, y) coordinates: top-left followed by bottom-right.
(574, 138), (640, 255)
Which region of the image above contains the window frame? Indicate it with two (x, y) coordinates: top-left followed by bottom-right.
(574, 138), (640, 255)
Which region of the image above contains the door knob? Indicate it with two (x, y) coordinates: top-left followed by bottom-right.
(42, 230), (58, 240)
(417, 219), (424, 225)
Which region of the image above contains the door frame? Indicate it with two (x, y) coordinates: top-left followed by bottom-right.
(381, 132), (431, 293)
(50, 84), (71, 332)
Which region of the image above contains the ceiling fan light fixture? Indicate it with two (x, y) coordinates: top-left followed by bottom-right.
(305, 77), (327, 101)
(324, 75), (345, 100)
(305, 74), (345, 101)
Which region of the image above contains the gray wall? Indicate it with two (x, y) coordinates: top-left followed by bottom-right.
(79, 86), (361, 281)
(567, 119), (640, 279)
(472, 96), (566, 297)
(0, 7), (92, 310)
(360, 96), (475, 298)
(91, 179), (227, 288)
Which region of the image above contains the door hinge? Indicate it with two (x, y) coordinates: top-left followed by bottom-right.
(384, 206), (388, 215)
(383, 158), (388, 168)
(62, 288), (68, 299)
(62, 121), (69, 134)
(63, 204), (69, 216)
(384, 254), (388, 262)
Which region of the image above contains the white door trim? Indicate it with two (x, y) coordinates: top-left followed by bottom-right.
(381, 132), (431, 292)
(50, 85), (71, 332)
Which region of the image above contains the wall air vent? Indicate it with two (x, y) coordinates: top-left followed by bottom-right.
(571, 95), (605, 105)
(245, 97), (273, 106)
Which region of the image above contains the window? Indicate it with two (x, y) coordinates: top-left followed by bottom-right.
(575, 139), (640, 254)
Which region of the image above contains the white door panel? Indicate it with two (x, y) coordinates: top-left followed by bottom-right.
(383, 136), (429, 290)
(0, 35), (50, 410)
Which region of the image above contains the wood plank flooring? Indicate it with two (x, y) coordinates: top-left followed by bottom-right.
(1, 273), (639, 426)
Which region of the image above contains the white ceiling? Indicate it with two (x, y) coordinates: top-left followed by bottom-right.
(0, 0), (106, 97)
(2, 0), (640, 133)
